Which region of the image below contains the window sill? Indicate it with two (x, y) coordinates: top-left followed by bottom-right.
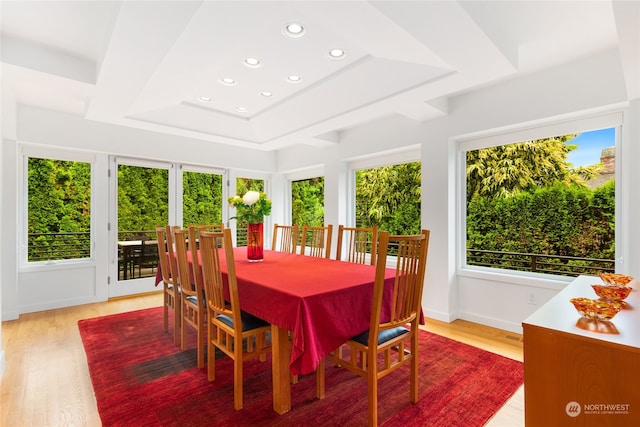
(19, 259), (96, 273)
(457, 265), (572, 291)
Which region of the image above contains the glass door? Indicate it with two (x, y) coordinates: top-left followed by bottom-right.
(110, 158), (173, 297)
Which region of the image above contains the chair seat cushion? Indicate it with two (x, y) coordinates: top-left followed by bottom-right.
(351, 326), (409, 346)
(216, 311), (269, 332)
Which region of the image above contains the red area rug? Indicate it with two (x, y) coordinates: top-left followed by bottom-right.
(79, 307), (522, 426)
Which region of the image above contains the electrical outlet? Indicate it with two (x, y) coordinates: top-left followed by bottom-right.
(528, 292), (538, 305)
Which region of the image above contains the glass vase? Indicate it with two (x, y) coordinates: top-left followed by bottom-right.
(247, 223), (264, 262)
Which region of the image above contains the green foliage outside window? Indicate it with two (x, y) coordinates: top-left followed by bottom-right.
(117, 165), (168, 237)
(27, 158), (91, 261)
(467, 181), (615, 259)
(466, 136), (600, 201)
(355, 162), (421, 235)
(183, 171), (223, 227)
(292, 177), (324, 227)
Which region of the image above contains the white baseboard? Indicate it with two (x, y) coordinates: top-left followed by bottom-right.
(457, 311), (523, 334)
(423, 308), (458, 323)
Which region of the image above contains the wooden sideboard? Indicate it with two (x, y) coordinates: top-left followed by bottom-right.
(523, 275), (639, 427)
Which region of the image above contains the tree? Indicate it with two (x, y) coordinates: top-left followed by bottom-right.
(28, 158), (91, 260)
(183, 171), (223, 227)
(466, 182), (614, 258)
(117, 165), (168, 235)
(291, 177), (324, 226)
(466, 135), (600, 201)
(356, 162), (421, 234)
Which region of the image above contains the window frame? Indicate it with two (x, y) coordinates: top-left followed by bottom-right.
(349, 148), (421, 228)
(349, 148), (421, 267)
(20, 145), (97, 270)
(456, 111), (624, 283)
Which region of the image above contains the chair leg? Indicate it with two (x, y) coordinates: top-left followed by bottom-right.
(316, 360), (325, 399)
(197, 314), (205, 369)
(410, 331), (418, 403)
(163, 295), (169, 332)
(368, 359), (378, 427)
(234, 349), (244, 410)
(181, 309), (188, 351)
(173, 298), (181, 346)
(208, 324), (216, 382)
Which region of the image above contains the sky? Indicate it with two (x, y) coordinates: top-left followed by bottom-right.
(566, 127), (615, 167)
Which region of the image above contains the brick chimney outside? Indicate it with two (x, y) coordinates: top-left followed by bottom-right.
(600, 147), (615, 174)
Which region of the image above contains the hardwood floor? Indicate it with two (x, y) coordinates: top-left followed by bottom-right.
(1, 293), (524, 426)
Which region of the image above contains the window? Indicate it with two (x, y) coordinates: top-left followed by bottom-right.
(355, 162), (421, 235)
(460, 115), (620, 278)
(26, 156), (92, 262)
(292, 177), (324, 227)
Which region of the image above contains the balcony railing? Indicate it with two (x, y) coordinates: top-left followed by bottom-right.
(467, 249), (615, 277)
(28, 232), (91, 261)
(28, 232), (616, 280)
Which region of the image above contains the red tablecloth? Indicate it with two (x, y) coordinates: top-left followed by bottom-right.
(159, 248), (397, 376)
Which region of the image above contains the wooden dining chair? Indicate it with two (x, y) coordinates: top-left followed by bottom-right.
(336, 225), (378, 265)
(187, 224), (224, 316)
(300, 224), (333, 258)
(271, 223), (298, 253)
(187, 223), (224, 251)
(173, 228), (207, 369)
(321, 229), (430, 427)
(199, 229), (272, 410)
(156, 225), (181, 346)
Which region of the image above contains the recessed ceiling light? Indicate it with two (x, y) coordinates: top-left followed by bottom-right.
(328, 49), (346, 60)
(219, 77), (236, 86)
(260, 91), (273, 97)
(198, 96), (212, 102)
(236, 106), (248, 113)
(283, 23), (305, 38)
(287, 75), (301, 83)
(244, 57), (261, 68)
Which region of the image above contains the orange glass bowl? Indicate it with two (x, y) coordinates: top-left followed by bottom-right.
(599, 273), (634, 286)
(591, 284), (632, 301)
(570, 298), (622, 321)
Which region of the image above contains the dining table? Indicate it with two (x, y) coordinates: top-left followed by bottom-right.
(160, 247), (398, 414)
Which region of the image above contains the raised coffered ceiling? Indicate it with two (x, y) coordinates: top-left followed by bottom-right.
(1, 1), (630, 151)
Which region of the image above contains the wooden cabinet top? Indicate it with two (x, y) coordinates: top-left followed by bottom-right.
(523, 275), (640, 351)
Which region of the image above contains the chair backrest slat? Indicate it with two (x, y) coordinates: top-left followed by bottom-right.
(300, 224), (333, 258)
(271, 224), (299, 253)
(187, 224), (224, 289)
(174, 229), (200, 299)
(336, 225), (378, 265)
(155, 226), (171, 284)
(165, 225), (180, 287)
